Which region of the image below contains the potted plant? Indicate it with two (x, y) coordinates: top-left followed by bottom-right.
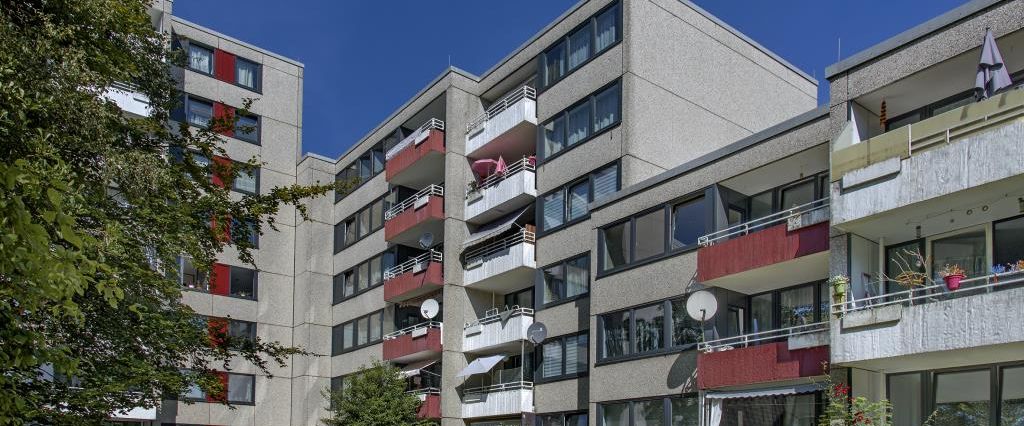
(939, 264), (966, 291)
(828, 275), (849, 314)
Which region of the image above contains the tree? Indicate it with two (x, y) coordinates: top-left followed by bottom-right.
(0, 0), (343, 423)
(323, 361), (436, 426)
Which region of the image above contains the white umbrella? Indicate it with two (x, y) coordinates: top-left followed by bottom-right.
(975, 28), (1013, 99)
(455, 354), (506, 378)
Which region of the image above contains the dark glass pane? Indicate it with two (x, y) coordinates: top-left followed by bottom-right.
(751, 293), (773, 333)
(543, 116), (566, 158)
(671, 299), (700, 346)
(601, 222), (630, 271)
(371, 148), (385, 174)
(634, 303), (665, 353)
(567, 23), (592, 70)
(780, 285), (814, 328)
(594, 4), (619, 52)
(543, 263), (565, 305)
(568, 181), (589, 221)
(934, 370), (989, 426)
(635, 399), (664, 426)
(635, 209), (666, 261)
(566, 102), (591, 146)
(749, 191), (773, 220)
(671, 397), (699, 426)
(229, 267), (256, 299)
(234, 115), (259, 143)
(1001, 366), (1024, 426)
(931, 230), (986, 282)
(780, 180), (816, 210)
(885, 240), (925, 295)
(593, 84), (620, 133)
(544, 40), (567, 86)
(889, 373), (923, 426)
(565, 256), (589, 298)
(343, 271), (355, 297)
(332, 274), (344, 304)
(541, 190), (565, 231)
(601, 311), (630, 359)
(994, 216), (1024, 267)
(228, 320), (256, 340)
(671, 196), (706, 249)
(602, 402), (629, 426)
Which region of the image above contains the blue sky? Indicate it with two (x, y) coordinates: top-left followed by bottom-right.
(174, 0), (966, 159)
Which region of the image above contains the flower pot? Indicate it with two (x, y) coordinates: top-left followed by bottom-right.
(943, 274), (965, 291)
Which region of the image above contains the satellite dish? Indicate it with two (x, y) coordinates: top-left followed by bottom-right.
(418, 232), (434, 249)
(420, 299), (439, 319)
(685, 290), (718, 322)
(526, 322), (548, 344)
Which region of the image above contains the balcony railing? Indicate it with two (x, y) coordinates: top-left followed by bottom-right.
(384, 321), (443, 341)
(698, 322), (829, 352)
(464, 306), (534, 329)
(386, 118), (446, 161)
(463, 380), (533, 396)
(467, 86), (537, 135)
(385, 184), (444, 221)
(409, 387), (441, 397)
(464, 229), (535, 265)
(831, 272), (1024, 317)
(698, 198), (829, 247)
(466, 157), (535, 199)
(384, 250), (443, 281)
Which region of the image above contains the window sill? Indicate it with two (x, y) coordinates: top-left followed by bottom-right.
(594, 344), (697, 368)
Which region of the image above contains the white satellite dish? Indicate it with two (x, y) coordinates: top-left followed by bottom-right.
(420, 298), (439, 319)
(526, 322), (548, 344)
(685, 290), (718, 322)
(418, 232), (434, 249)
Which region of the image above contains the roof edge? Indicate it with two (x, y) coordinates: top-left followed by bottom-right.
(170, 16), (304, 67)
(590, 105), (829, 211)
(825, 0), (1005, 78)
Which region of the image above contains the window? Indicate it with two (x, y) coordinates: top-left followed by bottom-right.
(331, 310), (384, 355)
(183, 381), (206, 401)
(228, 266), (257, 300)
(186, 96), (213, 128)
(599, 191), (711, 273)
(234, 114), (260, 144)
(538, 412), (588, 426)
(187, 43), (213, 74)
(333, 191), (394, 252)
(538, 162), (620, 233)
(541, 254), (590, 306)
(235, 57), (260, 91)
(226, 373), (255, 404)
(719, 393), (817, 425)
(231, 163), (259, 195)
(890, 363), (1024, 425)
(504, 287), (534, 310)
(539, 2), (620, 89)
(750, 293), (773, 333)
(780, 285), (815, 328)
(935, 369), (990, 424)
(930, 229), (986, 282)
(228, 319), (257, 341)
(888, 372), (923, 426)
(539, 81), (622, 160)
(334, 139), (389, 203)
(780, 179), (816, 210)
(176, 256), (207, 291)
(230, 219), (259, 249)
(1001, 366), (1024, 424)
(536, 333), (588, 381)
(994, 215), (1024, 267)
(599, 295), (704, 361)
(599, 396), (699, 426)
(332, 249), (396, 304)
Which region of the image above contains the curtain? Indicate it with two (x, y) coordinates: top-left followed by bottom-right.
(236, 61), (256, 88)
(188, 46), (211, 72)
(591, 164), (619, 198)
(707, 399), (722, 426)
(565, 257), (588, 298)
(541, 341), (562, 378)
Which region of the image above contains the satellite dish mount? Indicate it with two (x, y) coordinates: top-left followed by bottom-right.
(420, 299), (439, 320)
(685, 290), (718, 345)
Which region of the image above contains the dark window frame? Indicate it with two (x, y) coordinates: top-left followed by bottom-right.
(537, 1), (622, 92)
(537, 160), (621, 237)
(885, 361), (1024, 425)
(534, 331), (589, 383)
(596, 394), (700, 426)
(229, 160), (260, 195)
(333, 190), (393, 254)
(335, 128), (406, 203)
(332, 248), (398, 305)
(227, 318), (257, 341)
(233, 56), (263, 93)
(993, 214), (1024, 267)
(536, 410), (589, 426)
(184, 94), (215, 129)
(746, 280), (828, 333)
(227, 265), (258, 301)
(331, 309), (385, 355)
(596, 294), (702, 364)
(537, 80), (623, 164)
(183, 40), (215, 76)
(225, 373), (256, 405)
(233, 112), (261, 145)
(537, 252), (591, 308)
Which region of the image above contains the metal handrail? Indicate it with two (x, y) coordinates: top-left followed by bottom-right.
(464, 306), (534, 329)
(698, 198), (829, 246)
(384, 321), (443, 340)
(698, 321), (828, 352)
(463, 381), (533, 395)
(384, 250), (443, 281)
(408, 387), (441, 396)
(466, 156), (535, 198)
(464, 229), (535, 262)
(831, 272), (1024, 316)
(384, 184), (444, 221)
(466, 86), (537, 134)
(385, 118), (446, 161)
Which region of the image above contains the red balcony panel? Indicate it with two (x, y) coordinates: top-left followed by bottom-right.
(385, 129), (445, 181)
(383, 327), (442, 362)
(697, 342), (829, 389)
(383, 262), (443, 303)
(697, 221), (829, 282)
(417, 394), (441, 419)
(384, 195), (444, 241)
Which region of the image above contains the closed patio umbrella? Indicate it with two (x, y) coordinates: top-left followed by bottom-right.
(471, 158), (499, 180)
(975, 28), (1014, 99)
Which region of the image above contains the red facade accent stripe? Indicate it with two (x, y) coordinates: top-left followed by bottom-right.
(214, 49), (235, 83)
(210, 263), (230, 296)
(212, 103), (235, 137)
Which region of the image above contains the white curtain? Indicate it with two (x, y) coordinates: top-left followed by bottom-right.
(706, 399), (722, 426)
(188, 47), (210, 72)
(237, 63), (256, 88)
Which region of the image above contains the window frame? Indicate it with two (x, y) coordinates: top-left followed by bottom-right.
(335, 128), (404, 203)
(538, 1), (622, 92)
(596, 294), (703, 364)
(534, 331), (589, 383)
(233, 56), (262, 93)
(536, 411), (589, 426)
(537, 160), (621, 236)
(885, 361), (1024, 424)
(331, 309), (385, 355)
(537, 80), (623, 164)
(233, 112), (261, 145)
(184, 94), (215, 129)
(227, 318), (257, 341)
(332, 248), (398, 305)
(333, 190), (393, 253)
(745, 280), (828, 333)
(184, 40), (215, 76)
(537, 252), (591, 308)
(225, 373), (256, 405)
(227, 265), (258, 301)
(229, 160), (260, 195)
(597, 394), (700, 426)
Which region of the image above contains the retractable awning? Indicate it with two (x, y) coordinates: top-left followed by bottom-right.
(704, 384), (819, 399)
(461, 207), (529, 248)
(455, 354), (506, 378)
(400, 359), (438, 378)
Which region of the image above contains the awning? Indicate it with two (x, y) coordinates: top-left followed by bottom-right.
(704, 384), (819, 399)
(462, 207), (529, 249)
(455, 354), (506, 378)
(400, 359), (438, 378)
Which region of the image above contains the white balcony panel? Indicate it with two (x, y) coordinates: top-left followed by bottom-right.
(463, 242), (536, 294)
(461, 387), (534, 418)
(104, 84), (151, 117)
(831, 285), (1024, 372)
(463, 312), (533, 354)
(110, 406), (157, 421)
(466, 97), (537, 160)
(465, 170), (537, 225)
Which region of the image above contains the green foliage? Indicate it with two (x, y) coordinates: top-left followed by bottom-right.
(323, 361), (437, 426)
(818, 364), (892, 426)
(0, 0), (346, 423)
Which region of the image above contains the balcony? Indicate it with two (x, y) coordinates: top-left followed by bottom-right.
(383, 321), (443, 364)
(460, 382), (534, 419)
(104, 82), (151, 117)
(831, 273), (1024, 370)
(465, 86), (537, 160)
(386, 119), (446, 188)
(463, 229), (536, 294)
(384, 184), (445, 247)
(110, 406), (157, 421)
(465, 157), (537, 225)
(384, 250), (444, 303)
(462, 307), (534, 355)
(411, 389), (441, 419)
(830, 90), (1024, 237)
(697, 200), (830, 290)
(697, 323), (829, 389)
